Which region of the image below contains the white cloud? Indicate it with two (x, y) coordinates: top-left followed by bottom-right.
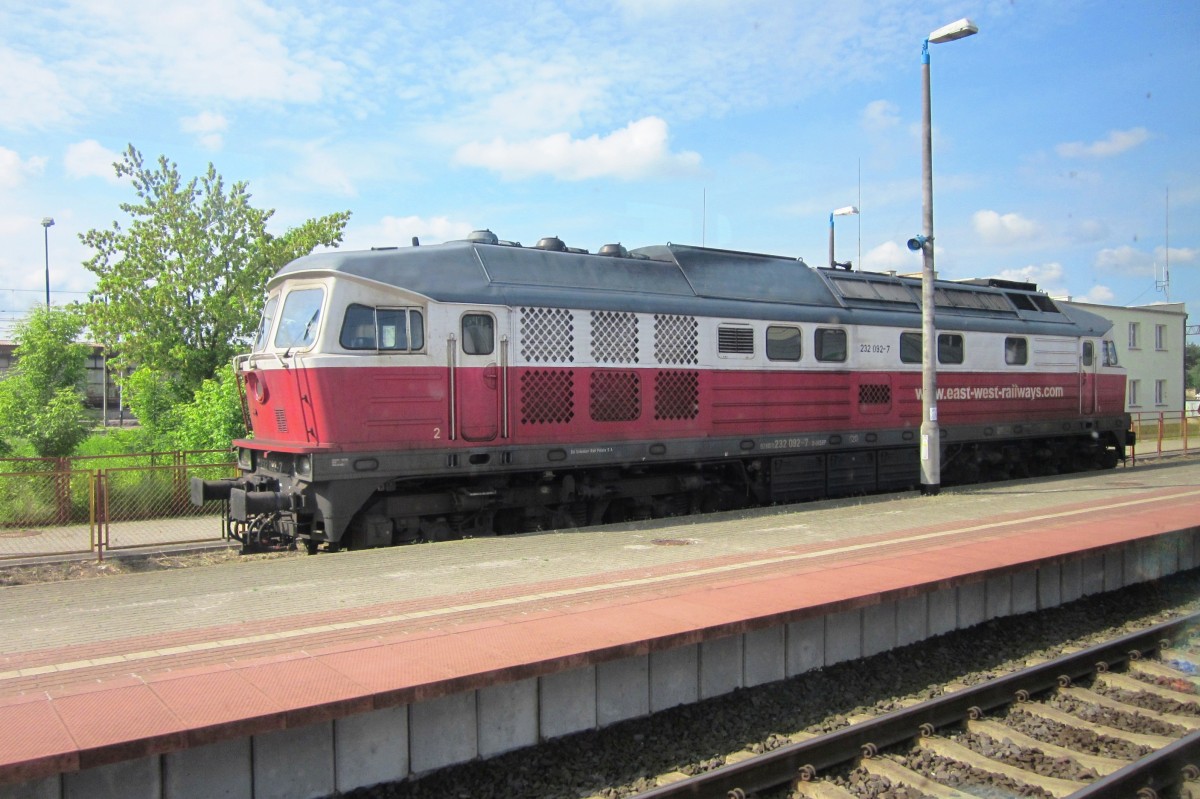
(995, 263), (1064, 287)
(860, 100), (900, 133)
(1083, 285), (1115, 303)
(64, 140), (122, 183)
(0, 146), (48, 188)
(972, 210), (1041, 246)
(379, 215), (475, 245)
(1095, 245), (1154, 276)
(993, 262), (1113, 303)
(860, 240), (914, 272)
(1068, 219), (1108, 244)
(282, 140), (357, 197)
(455, 116), (701, 181)
(1158, 245), (1198, 266)
(338, 215), (475, 252)
(1056, 128), (1150, 159)
(0, 46), (80, 130)
(180, 111), (229, 150)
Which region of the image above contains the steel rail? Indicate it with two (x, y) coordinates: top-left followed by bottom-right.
(633, 612), (1200, 798)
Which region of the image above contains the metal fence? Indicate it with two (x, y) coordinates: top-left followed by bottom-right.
(0, 450), (236, 561)
(0, 416), (1193, 561)
(1129, 410), (1198, 463)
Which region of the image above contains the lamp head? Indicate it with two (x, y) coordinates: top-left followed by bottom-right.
(41, 217), (55, 228)
(832, 206), (859, 217)
(928, 18), (978, 44)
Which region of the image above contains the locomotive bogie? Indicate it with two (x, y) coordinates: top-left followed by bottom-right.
(195, 238), (1132, 553)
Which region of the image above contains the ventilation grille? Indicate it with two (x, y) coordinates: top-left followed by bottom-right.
(520, 307), (574, 363)
(520, 370), (575, 425)
(654, 370), (700, 421)
(859, 384), (891, 405)
(590, 371), (640, 422)
(718, 326), (754, 355)
(590, 311), (638, 364)
(274, 408), (288, 433)
(654, 314), (699, 365)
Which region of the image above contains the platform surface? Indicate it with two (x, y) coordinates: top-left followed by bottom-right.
(1, 459), (1198, 783)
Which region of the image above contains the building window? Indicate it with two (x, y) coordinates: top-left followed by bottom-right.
(1155, 324), (1167, 351)
(1128, 322), (1140, 349)
(1128, 379), (1140, 407)
(1155, 379), (1166, 406)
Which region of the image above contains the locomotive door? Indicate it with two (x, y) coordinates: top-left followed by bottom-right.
(455, 312), (499, 441)
(1080, 340), (1097, 414)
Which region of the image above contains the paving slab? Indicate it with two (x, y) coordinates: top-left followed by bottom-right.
(0, 459), (1197, 787)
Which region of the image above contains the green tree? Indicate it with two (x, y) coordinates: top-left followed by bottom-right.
(1186, 342), (1200, 391)
(172, 363), (247, 451)
(81, 144), (350, 403)
(0, 305), (92, 457)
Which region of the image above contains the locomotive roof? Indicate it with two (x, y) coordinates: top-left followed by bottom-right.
(275, 240), (1114, 338)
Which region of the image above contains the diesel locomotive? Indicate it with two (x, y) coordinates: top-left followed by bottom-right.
(191, 232), (1131, 552)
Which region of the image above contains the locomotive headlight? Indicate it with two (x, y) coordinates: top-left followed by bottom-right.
(296, 455), (312, 477)
(237, 447), (255, 471)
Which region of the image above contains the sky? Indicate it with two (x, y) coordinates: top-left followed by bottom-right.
(1, 0), (1198, 338)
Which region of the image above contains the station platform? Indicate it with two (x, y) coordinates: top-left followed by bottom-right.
(1, 459), (1198, 799)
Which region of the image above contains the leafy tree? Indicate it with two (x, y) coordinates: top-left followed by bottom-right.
(1186, 343), (1200, 391)
(172, 363), (247, 451)
(0, 305), (92, 457)
(81, 144), (351, 403)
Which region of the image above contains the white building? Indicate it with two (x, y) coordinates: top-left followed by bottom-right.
(1058, 300), (1189, 416)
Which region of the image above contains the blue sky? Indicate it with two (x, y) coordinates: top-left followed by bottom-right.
(1, 0), (1197, 338)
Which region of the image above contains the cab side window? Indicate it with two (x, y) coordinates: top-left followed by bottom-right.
(462, 314), (495, 355)
(340, 304), (425, 352)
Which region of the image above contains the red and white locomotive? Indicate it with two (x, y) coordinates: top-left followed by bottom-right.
(192, 231), (1131, 552)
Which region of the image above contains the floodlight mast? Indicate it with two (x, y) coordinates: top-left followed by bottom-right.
(918, 18), (977, 496)
(828, 206), (859, 269)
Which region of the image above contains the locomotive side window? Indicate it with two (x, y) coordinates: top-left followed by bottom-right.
(815, 328), (846, 362)
(899, 332), (921, 364)
(766, 326), (801, 361)
(937, 333), (964, 364)
(1103, 340), (1119, 367)
(1004, 337), (1028, 365)
(462, 314), (495, 355)
(1081, 341), (1094, 367)
(274, 288), (325, 350)
(339, 304), (425, 351)
(253, 296), (279, 352)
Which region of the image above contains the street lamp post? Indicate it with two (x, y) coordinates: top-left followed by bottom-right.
(828, 206), (859, 269)
(918, 17), (977, 496)
(41, 217), (55, 307)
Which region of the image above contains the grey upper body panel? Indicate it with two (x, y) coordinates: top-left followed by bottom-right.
(274, 241), (1113, 338)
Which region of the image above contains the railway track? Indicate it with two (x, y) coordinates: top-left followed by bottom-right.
(633, 614), (1200, 799)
